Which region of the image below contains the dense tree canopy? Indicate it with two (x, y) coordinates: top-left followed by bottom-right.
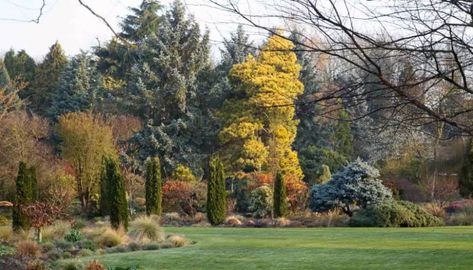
(220, 34), (304, 179)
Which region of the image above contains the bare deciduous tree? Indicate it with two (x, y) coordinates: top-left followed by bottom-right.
(211, 0), (473, 135)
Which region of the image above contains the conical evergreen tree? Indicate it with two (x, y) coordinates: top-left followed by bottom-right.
(207, 157), (226, 225)
(12, 162), (36, 232)
(31, 42), (68, 115)
(331, 107), (353, 159)
(129, 0), (212, 175)
(120, 0), (161, 42)
(220, 25), (255, 73)
(211, 25), (255, 109)
(145, 157), (162, 215)
(48, 53), (100, 121)
(104, 157), (128, 231)
(273, 171), (288, 218)
(219, 34), (304, 178)
(96, 0), (161, 84)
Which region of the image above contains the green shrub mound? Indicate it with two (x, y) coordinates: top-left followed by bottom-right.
(349, 200), (444, 227)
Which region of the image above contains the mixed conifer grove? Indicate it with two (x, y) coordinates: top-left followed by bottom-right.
(0, 0), (472, 227)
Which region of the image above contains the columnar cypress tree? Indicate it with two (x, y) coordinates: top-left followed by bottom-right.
(460, 139), (473, 198)
(207, 157), (226, 225)
(12, 162), (36, 231)
(273, 171), (288, 218)
(104, 158), (128, 230)
(145, 157), (162, 216)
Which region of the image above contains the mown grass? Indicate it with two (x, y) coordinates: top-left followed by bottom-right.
(69, 226), (473, 270)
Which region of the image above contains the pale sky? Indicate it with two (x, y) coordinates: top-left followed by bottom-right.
(0, 0), (257, 61)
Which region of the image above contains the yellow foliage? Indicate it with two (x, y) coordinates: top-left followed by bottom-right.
(237, 139), (269, 170)
(57, 112), (117, 206)
(101, 76), (126, 91)
(221, 34), (304, 180)
(172, 164), (197, 182)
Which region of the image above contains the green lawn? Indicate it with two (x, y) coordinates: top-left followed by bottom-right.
(77, 226), (473, 270)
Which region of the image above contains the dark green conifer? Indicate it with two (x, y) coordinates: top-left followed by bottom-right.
(31, 42), (68, 115)
(460, 139), (473, 198)
(145, 157), (162, 216)
(207, 157), (226, 225)
(104, 158), (128, 231)
(12, 162), (36, 231)
(273, 171), (288, 218)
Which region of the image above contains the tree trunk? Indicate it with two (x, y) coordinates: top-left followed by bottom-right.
(36, 227), (42, 243)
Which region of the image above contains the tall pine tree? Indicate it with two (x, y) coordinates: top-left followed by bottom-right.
(145, 157), (162, 215)
(129, 0), (212, 175)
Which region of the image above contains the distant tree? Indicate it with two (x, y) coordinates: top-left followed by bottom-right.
(273, 172), (288, 218)
(21, 202), (62, 242)
(331, 108), (353, 159)
(12, 162), (37, 232)
(0, 60), (22, 121)
(309, 159), (392, 216)
(3, 49), (36, 99)
(220, 25), (255, 72)
(298, 146), (347, 186)
(96, 0), (161, 86)
(460, 139), (473, 198)
(317, 165), (332, 184)
(119, 0), (162, 43)
(207, 157), (226, 225)
(31, 42), (67, 115)
(104, 157), (128, 231)
(57, 112), (116, 211)
(234, 178), (251, 213)
(48, 53), (100, 120)
(145, 157), (162, 216)
(0, 59), (10, 87)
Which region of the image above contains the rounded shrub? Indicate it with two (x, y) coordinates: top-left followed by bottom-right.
(249, 185), (273, 218)
(64, 229), (82, 242)
(350, 200), (444, 227)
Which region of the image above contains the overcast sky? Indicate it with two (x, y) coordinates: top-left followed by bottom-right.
(0, 0), (259, 60)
